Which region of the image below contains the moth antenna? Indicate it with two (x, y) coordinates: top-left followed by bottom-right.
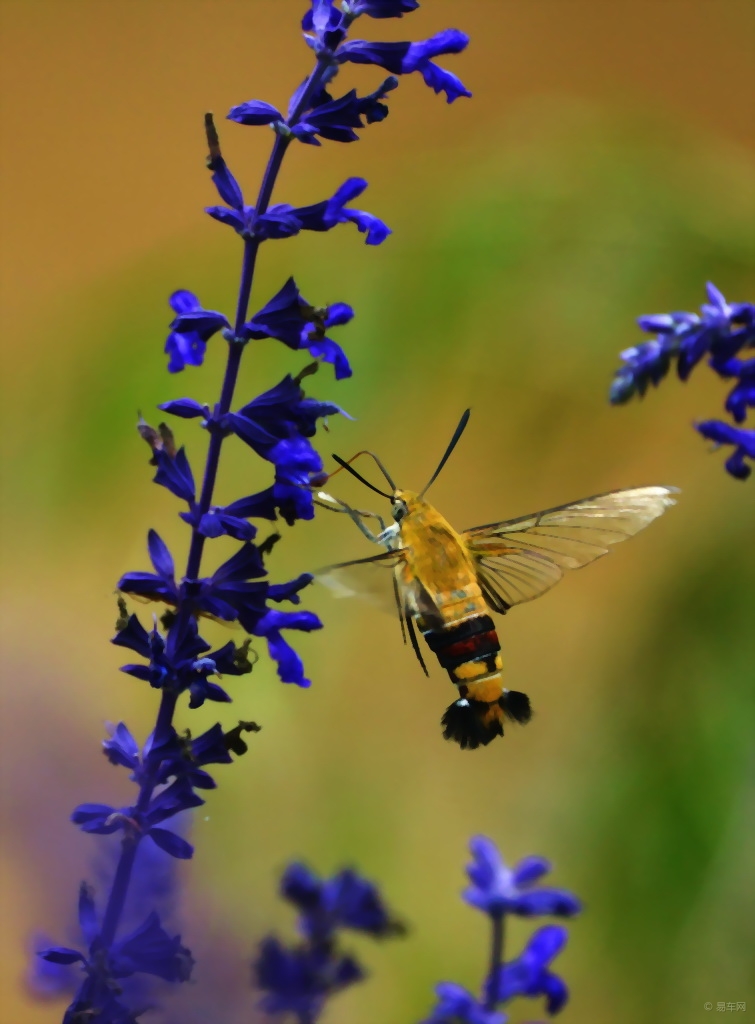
(419, 409), (471, 498)
(330, 453), (394, 499)
(330, 450), (397, 491)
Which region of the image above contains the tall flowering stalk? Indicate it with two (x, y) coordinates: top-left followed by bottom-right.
(37, 3), (470, 1021)
(420, 838), (581, 1024)
(610, 283), (755, 479)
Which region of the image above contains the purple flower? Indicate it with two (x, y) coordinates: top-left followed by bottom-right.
(488, 925), (570, 1015)
(184, 502), (258, 542)
(28, 778), (188, 1010)
(205, 542), (303, 627)
(696, 420), (755, 480)
(289, 177), (391, 244)
(117, 533), (314, 636)
(135, 418), (255, 539)
(28, 933), (78, 1000)
(165, 290), (230, 373)
(679, 281), (755, 378)
(281, 863), (404, 939)
(464, 837), (581, 919)
(61, 987), (141, 1024)
(304, 0), (420, 28)
(205, 196), (302, 241)
(38, 883), (193, 1021)
(280, 79), (398, 145)
(153, 722), (235, 790)
(254, 860), (403, 1020)
(158, 397), (208, 420)
(117, 530), (180, 606)
(338, 29), (471, 103)
(345, 0), (419, 18)
(715, 355), (755, 423)
(71, 778), (202, 860)
(611, 282), (755, 480)
(112, 611), (253, 707)
(207, 151), (245, 209)
(255, 936), (363, 1021)
(358, 75), (400, 123)
(244, 277), (354, 378)
(207, 178), (390, 245)
(229, 373), (345, 451)
(235, 437), (328, 525)
(189, 541), (268, 626)
(421, 982), (507, 1024)
(301, 1), (347, 55)
(226, 99), (283, 126)
(611, 284), (755, 402)
(109, 911), (194, 982)
(153, 446), (196, 504)
(609, 336), (676, 404)
(102, 721), (142, 773)
(224, 372), (343, 525)
(102, 720), (242, 794)
(107, 559), (314, 691)
(205, 160), (303, 242)
(254, 608), (323, 687)
(422, 839), (579, 1024)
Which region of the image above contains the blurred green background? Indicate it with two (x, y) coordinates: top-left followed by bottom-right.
(1, 2), (754, 1022)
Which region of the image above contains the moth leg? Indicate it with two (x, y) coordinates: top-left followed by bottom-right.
(405, 613), (429, 676)
(392, 570), (407, 645)
(315, 492), (386, 543)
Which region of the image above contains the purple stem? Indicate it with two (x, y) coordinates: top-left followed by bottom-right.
(483, 910), (505, 1012)
(185, 58), (330, 579)
(99, 689), (178, 947)
(96, 54), (333, 952)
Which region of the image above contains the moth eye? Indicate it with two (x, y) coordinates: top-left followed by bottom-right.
(393, 502), (407, 522)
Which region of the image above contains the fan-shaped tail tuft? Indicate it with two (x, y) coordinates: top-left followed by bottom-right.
(441, 698), (503, 750)
(499, 689), (532, 724)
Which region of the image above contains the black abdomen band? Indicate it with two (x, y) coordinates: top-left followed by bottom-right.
(422, 614), (495, 653)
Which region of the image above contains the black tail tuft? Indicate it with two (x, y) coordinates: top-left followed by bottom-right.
(499, 689), (532, 724)
(441, 698), (504, 750)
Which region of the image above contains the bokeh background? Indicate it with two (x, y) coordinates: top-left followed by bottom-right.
(1, 1), (754, 1022)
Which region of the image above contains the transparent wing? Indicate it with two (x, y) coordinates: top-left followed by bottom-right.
(464, 486), (678, 612)
(316, 549), (432, 672)
(316, 550), (408, 616)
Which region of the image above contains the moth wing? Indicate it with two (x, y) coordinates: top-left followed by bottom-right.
(464, 486), (677, 612)
(316, 549), (432, 672)
(316, 549), (411, 616)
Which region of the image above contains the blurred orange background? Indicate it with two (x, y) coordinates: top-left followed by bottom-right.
(1, 2), (754, 1022)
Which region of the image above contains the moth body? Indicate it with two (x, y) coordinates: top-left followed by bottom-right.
(321, 413), (677, 750)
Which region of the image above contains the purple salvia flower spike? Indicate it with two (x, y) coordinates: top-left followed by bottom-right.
(43, 5), (470, 1018)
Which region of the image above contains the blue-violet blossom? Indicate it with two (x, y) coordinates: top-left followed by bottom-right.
(421, 837), (579, 1022)
(610, 282), (755, 478)
(254, 863), (403, 1022)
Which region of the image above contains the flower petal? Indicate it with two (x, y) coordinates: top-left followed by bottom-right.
(147, 828), (194, 860)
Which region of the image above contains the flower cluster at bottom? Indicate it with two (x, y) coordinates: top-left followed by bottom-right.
(31, 833), (579, 1022)
(33, 719), (259, 1021)
(38, 882), (192, 1024)
(254, 862), (405, 1022)
(421, 836), (581, 1024)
